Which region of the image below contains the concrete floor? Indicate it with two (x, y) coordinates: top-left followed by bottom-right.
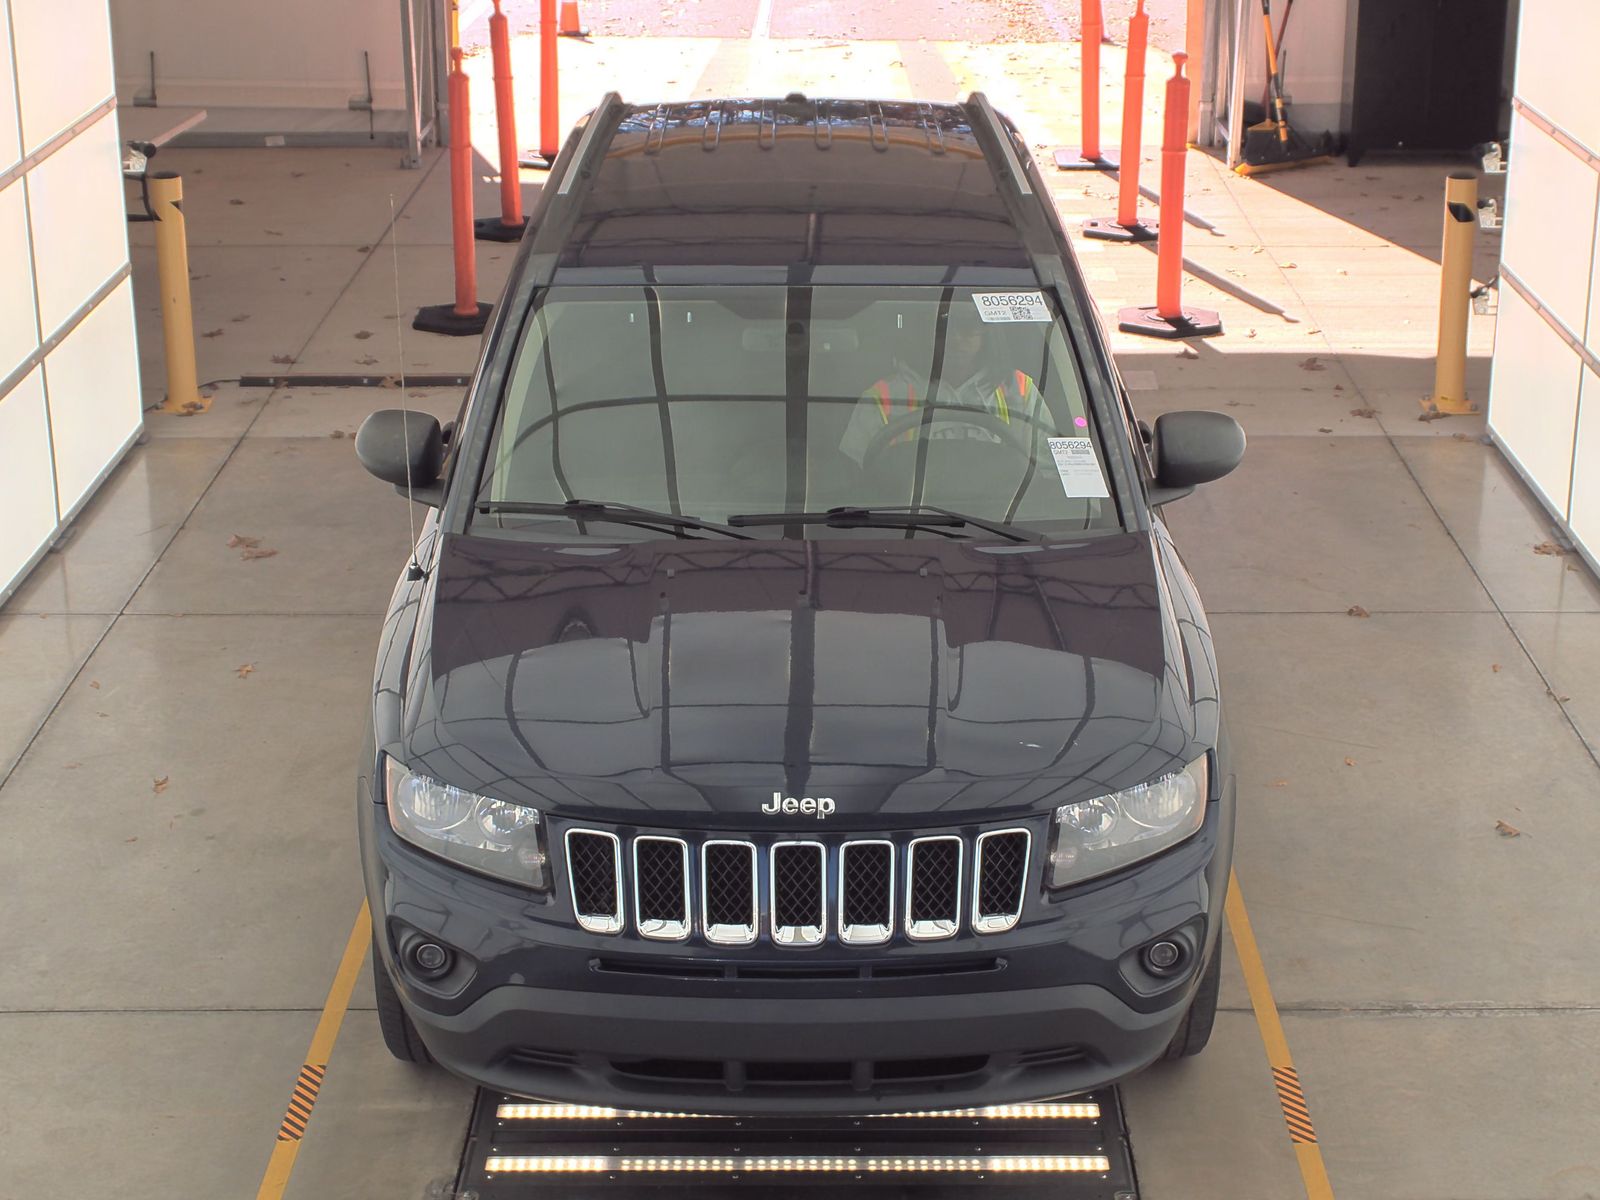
(3, 20), (1599, 1200)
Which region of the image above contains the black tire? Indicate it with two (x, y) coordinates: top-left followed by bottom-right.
(373, 938), (434, 1065)
(1161, 942), (1222, 1060)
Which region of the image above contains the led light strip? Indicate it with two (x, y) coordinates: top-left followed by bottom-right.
(496, 1101), (1100, 1122)
(484, 1154), (1112, 1174)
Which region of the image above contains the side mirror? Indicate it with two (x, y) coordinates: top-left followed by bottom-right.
(1148, 410), (1246, 506)
(355, 410), (445, 504)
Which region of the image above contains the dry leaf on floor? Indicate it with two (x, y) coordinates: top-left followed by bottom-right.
(1350, 407), (1378, 419)
(201, 328), (224, 338)
(226, 534), (260, 549)
(1532, 541), (1569, 556)
(356, 244), (372, 253)
(153, 776), (170, 794)
(1452, 432), (1475, 441)
(1268, 779), (1289, 788)
(229, 198), (245, 206)
(230, 314), (250, 323)
(1280, 261), (1298, 269)
(271, 353), (296, 364)
(1318, 426), (1333, 433)
(89, 680), (101, 689)
(236, 663), (256, 679)
(1299, 356), (1325, 371)
(1491, 663), (1501, 673)
(1343, 756), (1357, 767)
(354, 330), (374, 340)
(330, 430), (347, 439)
(240, 547), (278, 561)
(1346, 605), (1370, 618)
(1494, 820), (1521, 838)
(1417, 410), (1448, 422)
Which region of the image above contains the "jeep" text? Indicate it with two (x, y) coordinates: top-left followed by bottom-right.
(761, 792), (836, 818)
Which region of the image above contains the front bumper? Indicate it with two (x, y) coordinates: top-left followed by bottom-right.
(359, 780), (1234, 1115)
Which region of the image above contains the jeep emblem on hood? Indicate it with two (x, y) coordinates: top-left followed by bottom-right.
(762, 792), (836, 818)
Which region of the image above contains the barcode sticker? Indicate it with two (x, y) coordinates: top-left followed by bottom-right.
(1047, 437), (1111, 498)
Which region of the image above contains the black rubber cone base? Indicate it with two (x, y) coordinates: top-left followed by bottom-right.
(1118, 304), (1223, 339)
(413, 302), (493, 337)
(1054, 148), (1118, 172)
(1084, 216), (1159, 242)
(517, 149), (555, 170)
(474, 216), (527, 243)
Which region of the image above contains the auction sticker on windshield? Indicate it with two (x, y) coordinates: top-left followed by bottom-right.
(972, 291), (1052, 323)
(1047, 437), (1111, 498)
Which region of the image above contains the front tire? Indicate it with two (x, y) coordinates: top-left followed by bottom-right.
(373, 938), (434, 1064)
(1161, 942), (1221, 1060)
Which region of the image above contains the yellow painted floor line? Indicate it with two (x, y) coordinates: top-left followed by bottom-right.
(1226, 868), (1336, 1200)
(256, 901), (372, 1200)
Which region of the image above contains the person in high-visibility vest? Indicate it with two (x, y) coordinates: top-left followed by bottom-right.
(840, 305), (1039, 467)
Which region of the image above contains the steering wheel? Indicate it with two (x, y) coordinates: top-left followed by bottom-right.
(860, 403), (1052, 470)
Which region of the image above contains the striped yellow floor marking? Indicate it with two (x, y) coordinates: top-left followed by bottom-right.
(256, 901), (372, 1200)
(1226, 869), (1336, 1200)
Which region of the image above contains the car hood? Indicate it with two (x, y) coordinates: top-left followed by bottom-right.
(391, 531), (1200, 828)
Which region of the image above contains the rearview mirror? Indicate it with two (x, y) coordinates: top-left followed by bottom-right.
(1148, 410), (1245, 506)
(355, 410), (445, 504)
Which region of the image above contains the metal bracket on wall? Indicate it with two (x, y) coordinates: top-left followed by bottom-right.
(133, 51), (158, 108)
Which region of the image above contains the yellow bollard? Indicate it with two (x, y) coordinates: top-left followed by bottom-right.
(1425, 172), (1479, 416)
(147, 172), (207, 415)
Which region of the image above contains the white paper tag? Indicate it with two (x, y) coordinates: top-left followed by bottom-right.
(972, 291), (1052, 323)
(1047, 437), (1111, 498)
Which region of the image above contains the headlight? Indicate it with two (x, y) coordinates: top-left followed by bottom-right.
(1047, 755), (1208, 889)
(383, 757), (549, 889)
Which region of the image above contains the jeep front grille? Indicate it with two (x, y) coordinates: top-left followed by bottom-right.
(566, 830), (623, 934)
(562, 828), (1030, 947)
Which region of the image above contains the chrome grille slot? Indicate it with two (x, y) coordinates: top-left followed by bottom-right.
(633, 835), (690, 940)
(839, 840), (895, 945)
(566, 830), (623, 934)
(906, 835), (963, 941)
(973, 829), (1030, 934)
(770, 841), (825, 946)
(701, 840), (758, 945)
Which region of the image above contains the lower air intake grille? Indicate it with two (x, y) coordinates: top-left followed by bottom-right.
(566, 831), (621, 934)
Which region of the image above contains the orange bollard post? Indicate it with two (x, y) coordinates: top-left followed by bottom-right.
(1055, 0), (1116, 171)
(1084, 0), (1157, 241)
(520, 0), (561, 169)
(1118, 54), (1222, 339)
(475, 0), (528, 242)
(415, 45), (492, 336)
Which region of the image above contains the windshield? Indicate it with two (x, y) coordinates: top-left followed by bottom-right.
(475, 285), (1122, 540)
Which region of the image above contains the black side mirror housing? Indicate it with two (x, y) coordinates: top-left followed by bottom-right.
(1148, 410), (1246, 506)
(355, 410), (446, 505)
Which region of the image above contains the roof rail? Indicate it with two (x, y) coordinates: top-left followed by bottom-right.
(524, 91), (629, 283)
(963, 91), (1065, 283)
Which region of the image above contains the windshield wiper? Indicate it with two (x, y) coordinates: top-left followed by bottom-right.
(476, 499), (753, 539)
(726, 505), (1041, 542)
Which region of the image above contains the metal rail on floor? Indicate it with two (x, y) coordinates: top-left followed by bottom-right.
(454, 1089), (1138, 1198)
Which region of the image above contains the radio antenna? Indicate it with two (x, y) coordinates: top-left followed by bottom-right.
(389, 194), (424, 581)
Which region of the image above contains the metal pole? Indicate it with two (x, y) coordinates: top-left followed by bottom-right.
(1427, 173), (1480, 415)
(147, 172), (204, 414)
(1225, 0), (1251, 172)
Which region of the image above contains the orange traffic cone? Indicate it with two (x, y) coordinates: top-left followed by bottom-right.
(557, 0), (588, 37)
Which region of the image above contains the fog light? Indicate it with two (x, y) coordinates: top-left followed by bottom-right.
(1142, 939), (1184, 975)
(409, 940), (452, 978)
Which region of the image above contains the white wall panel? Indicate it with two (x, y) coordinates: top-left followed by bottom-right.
(24, 110), (126, 336)
(1488, 286), (1582, 517)
(10, 0), (114, 152)
(1571, 367), (1600, 555)
(0, 0), (20, 171)
(110, 0), (404, 112)
(1513, 0), (1600, 156)
(1502, 113), (1600, 339)
(41, 277), (139, 515)
(0, 178), (37, 376)
(0, 369), (58, 589)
